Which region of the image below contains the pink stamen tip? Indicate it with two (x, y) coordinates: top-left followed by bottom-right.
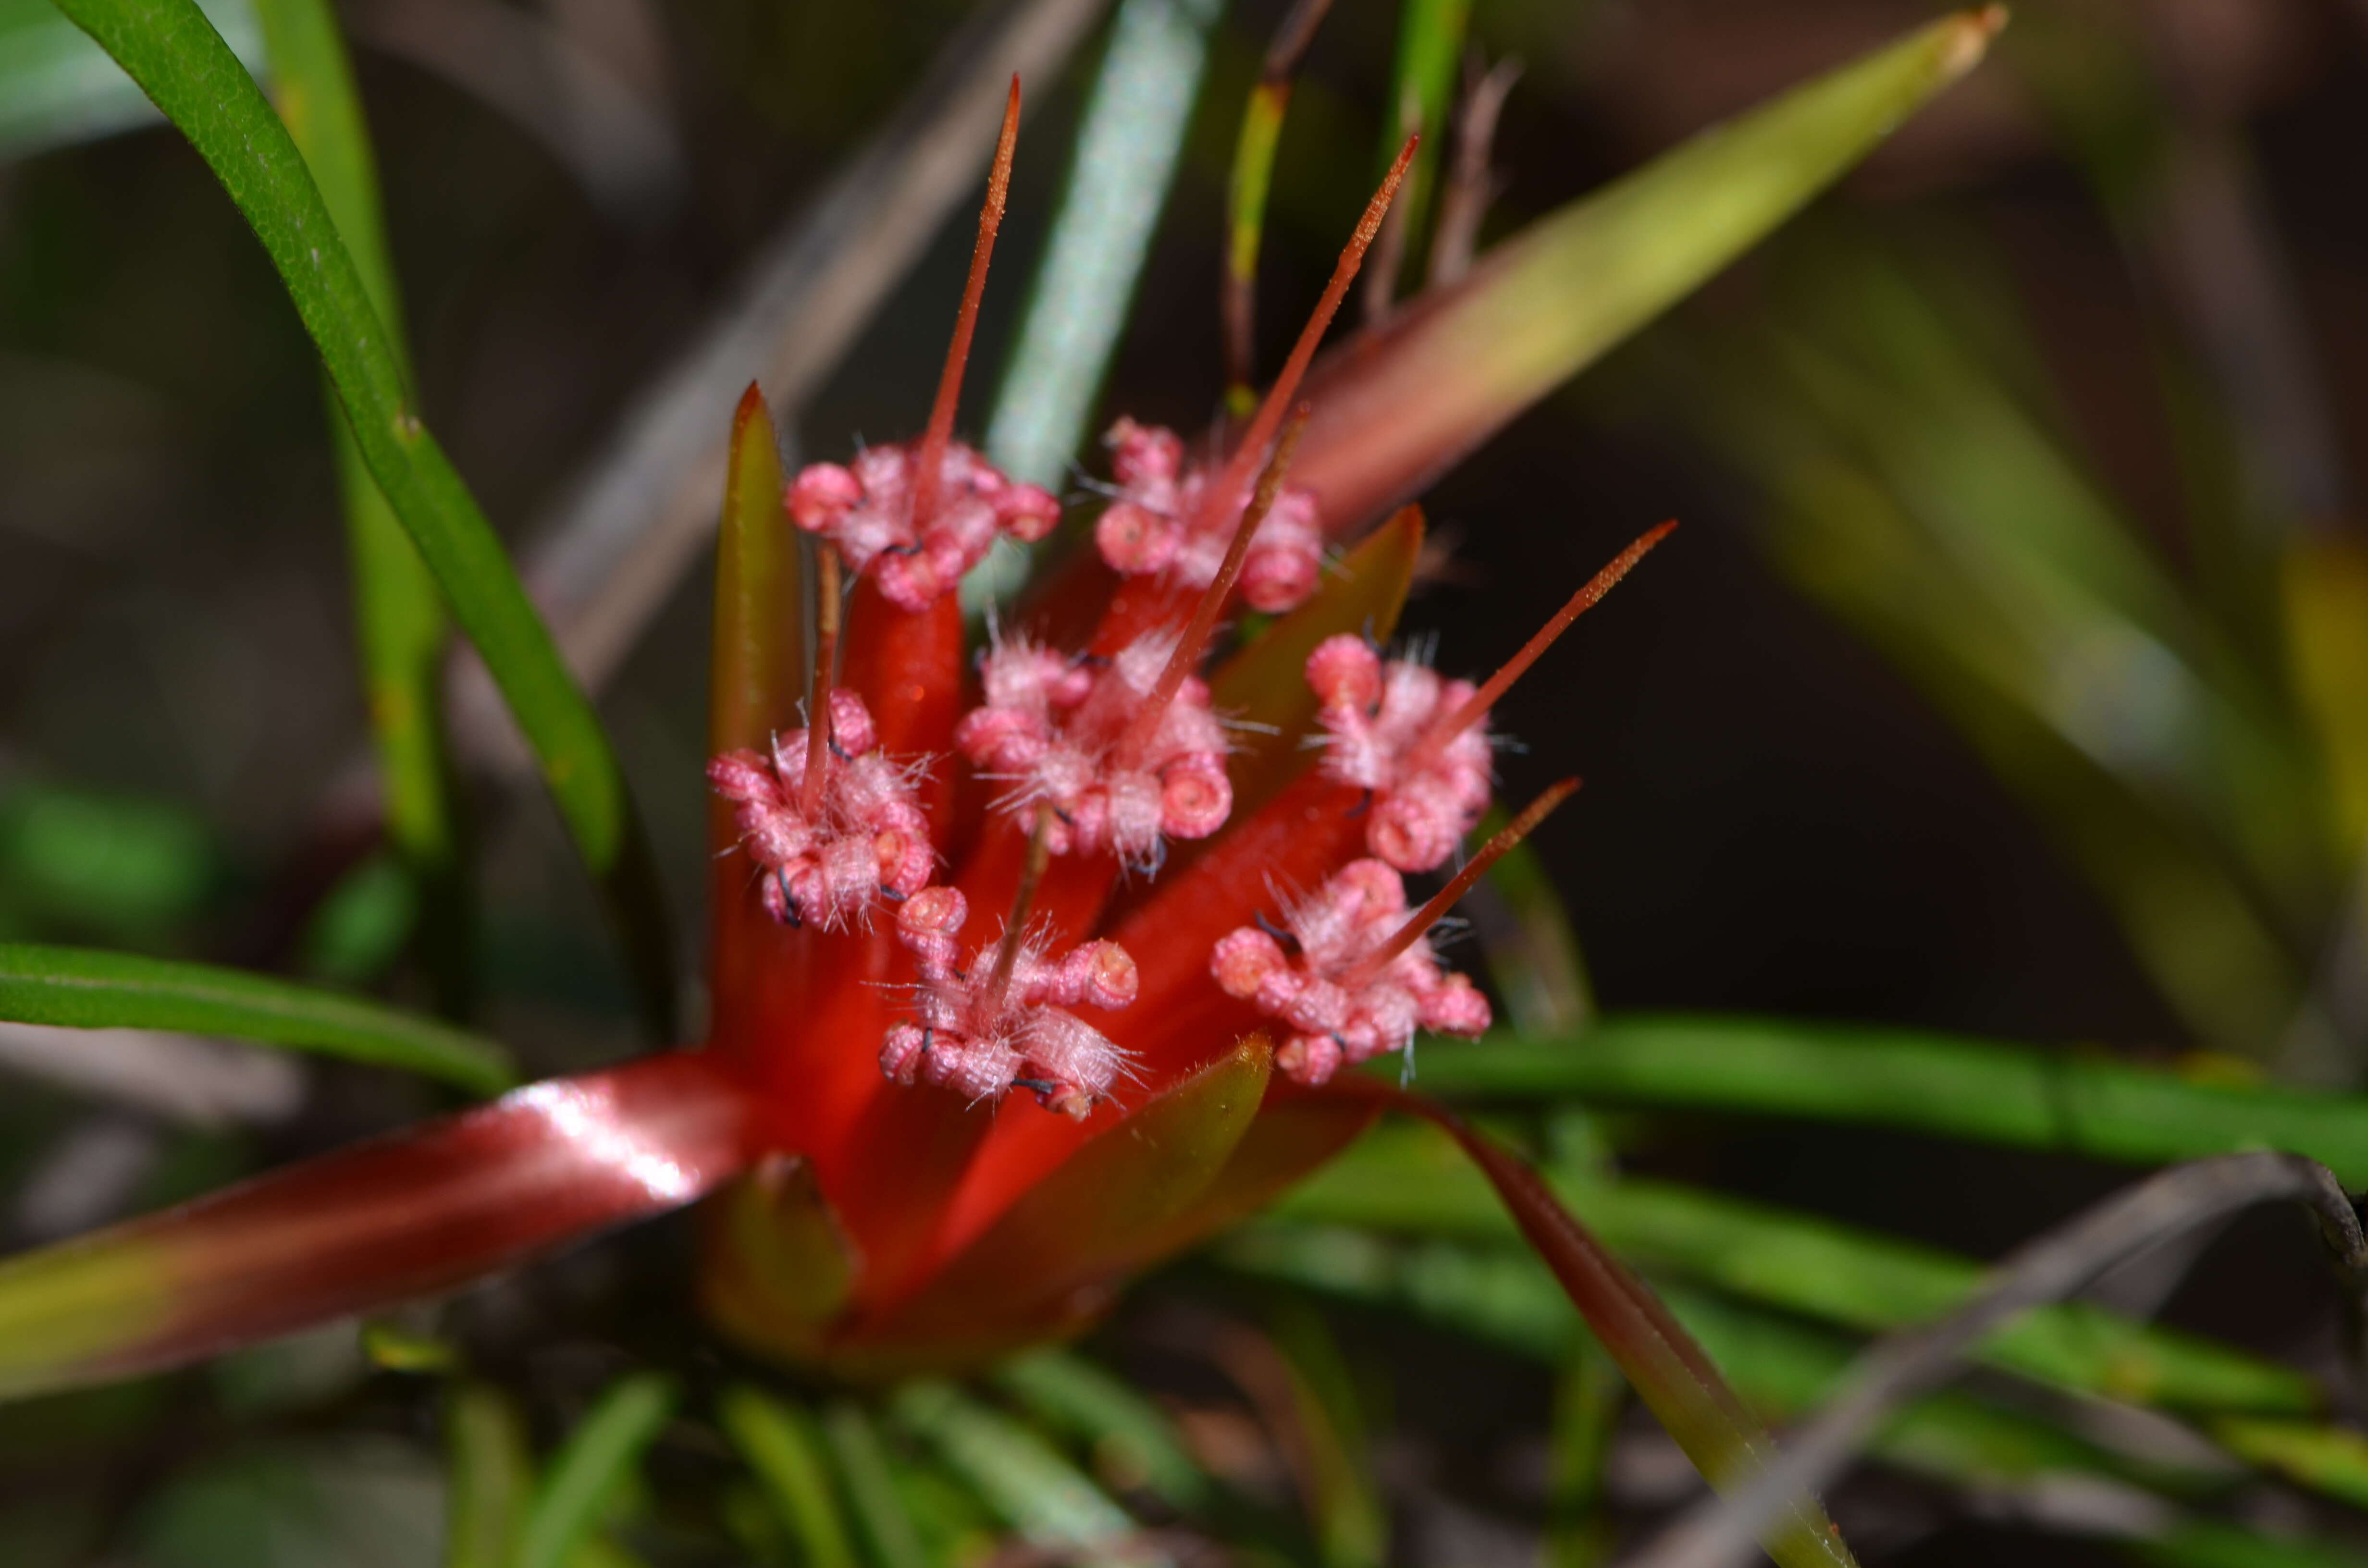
(1343, 777), (1579, 989)
(1210, 851), (1492, 1089)
(1091, 417), (1325, 612)
(913, 74), (1023, 534)
(1116, 404), (1312, 770)
(956, 630), (1233, 869)
(884, 897), (1140, 1119)
(785, 442), (1059, 610)
(1308, 633), (1493, 873)
(707, 687), (938, 930)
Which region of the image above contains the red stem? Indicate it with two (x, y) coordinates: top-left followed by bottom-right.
(1411, 520), (1676, 769)
(1341, 778), (1578, 987)
(912, 74), (1023, 532)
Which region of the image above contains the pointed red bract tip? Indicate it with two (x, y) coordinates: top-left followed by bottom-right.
(1415, 520), (1676, 766)
(913, 74), (1023, 531)
(1187, 134), (1419, 554)
(1344, 777), (1579, 988)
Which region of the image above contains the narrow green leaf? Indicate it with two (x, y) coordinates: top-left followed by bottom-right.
(53, 0), (675, 1031)
(518, 1372), (677, 1568)
(1371, 0), (1472, 298)
(0, 943), (513, 1094)
(444, 1381), (534, 1568)
(253, 0), (467, 1010)
(720, 1385), (859, 1568)
(1292, 7), (2007, 530)
(990, 1348), (1216, 1516)
(888, 1382), (1136, 1555)
(0, 0), (261, 158)
(822, 1401), (929, 1568)
(2210, 1417), (2368, 1510)
(1217, 1226), (2211, 1496)
(1277, 1116), (2317, 1415)
(1419, 1014), (2368, 1187)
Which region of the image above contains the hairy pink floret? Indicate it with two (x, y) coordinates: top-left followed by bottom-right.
(1090, 417), (1324, 614)
(787, 440), (1059, 610)
(880, 886), (1140, 1118)
(955, 630), (1233, 869)
(1307, 635), (1494, 873)
(707, 688), (936, 929)
(1210, 858), (1489, 1087)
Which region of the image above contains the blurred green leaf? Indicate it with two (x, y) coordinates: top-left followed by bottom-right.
(888, 1381), (1136, 1557)
(0, 943), (513, 1093)
(1293, 7), (2006, 532)
(821, 1401), (928, 1568)
(1546, 1340), (1623, 1568)
(1421, 1015), (2368, 1185)
(1370, 0), (1469, 297)
(300, 853), (424, 987)
(254, 0), (466, 1013)
(1265, 1305), (1386, 1568)
(1219, 1224), (2202, 1495)
(1277, 1116), (2317, 1415)
(0, 783), (217, 943)
(444, 1382), (532, 1568)
(517, 1373), (675, 1568)
(0, 0), (262, 159)
(991, 1348), (1216, 1515)
(130, 1437), (444, 1568)
(720, 1386), (858, 1568)
(1663, 236), (2326, 1052)
(2210, 1417), (2368, 1512)
(52, 0), (675, 1033)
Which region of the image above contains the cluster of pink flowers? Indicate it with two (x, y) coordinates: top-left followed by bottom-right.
(955, 632), (1232, 869)
(880, 886), (1140, 1118)
(1308, 634), (1494, 874)
(1092, 418), (1326, 613)
(788, 439), (1060, 611)
(1211, 857), (1492, 1086)
(738, 332), (1533, 1116)
(706, 688), (935, 929)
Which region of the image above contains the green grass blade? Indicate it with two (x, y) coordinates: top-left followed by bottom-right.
(990, 1348), (1217, 1516)
(52, 0), (675, 1032)
(720, 1385), (858, 1568)
(252, 0), (467, 1012)
(0, 0), (261, 158)
(0, 942), (513, 1093)
(1420, 1014), (2368, 1183)
(888, 1382), (1136, 1557)
(444, 1381), (535, 1568)
(1266, 1304), (1387, 1568)
(1371, 0), (1471, 298)
(1276, 1116), (2317, 1415)
(518, 1372), (676, 1568)
(1547, 1340), (1624, 1568)
(822, 1401), (928, 1568)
